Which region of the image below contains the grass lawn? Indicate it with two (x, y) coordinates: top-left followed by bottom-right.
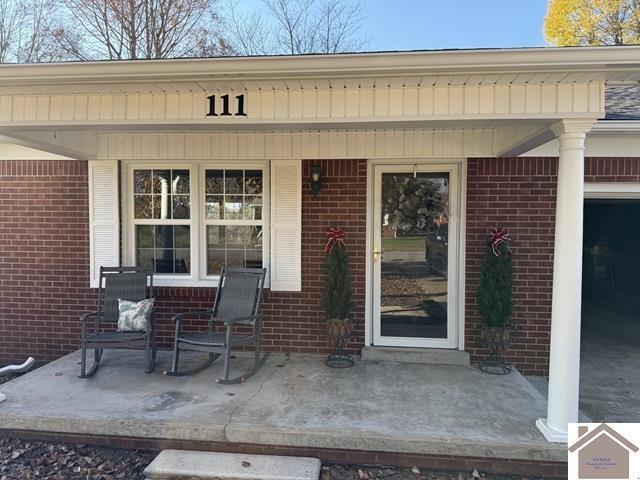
(382, 236), (425, 252)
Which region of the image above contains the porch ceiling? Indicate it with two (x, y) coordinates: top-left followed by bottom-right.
(0, 122), (554, 161)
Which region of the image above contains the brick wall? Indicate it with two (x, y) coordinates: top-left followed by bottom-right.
(2, 156), (638, 373)
(585, 157), (640, 182)
(0, 159), (367, 364)
(465, 158), (558, 376)
(0, 160), (95, 364)
(465, 156), (640, 376)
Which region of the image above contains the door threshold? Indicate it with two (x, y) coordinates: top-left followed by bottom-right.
(361, 346), (470, 366)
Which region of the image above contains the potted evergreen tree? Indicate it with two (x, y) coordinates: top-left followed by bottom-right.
(476, 228), (513, 375)
(322, 226), (353, 368)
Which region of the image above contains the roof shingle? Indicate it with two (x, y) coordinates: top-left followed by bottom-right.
(605, 85), (640, 120)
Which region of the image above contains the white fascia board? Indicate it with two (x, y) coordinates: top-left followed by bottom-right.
(0, 46), (640, 86)
(521, 121), (640, 157)
(592, 120), (640, 132)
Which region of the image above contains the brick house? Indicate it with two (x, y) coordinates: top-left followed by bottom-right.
(0, 46), (639, 444)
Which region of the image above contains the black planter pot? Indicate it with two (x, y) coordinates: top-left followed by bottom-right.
(325, 318), (353, 368)
(479, 325), (512, 375)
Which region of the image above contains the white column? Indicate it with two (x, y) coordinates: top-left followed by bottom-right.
(537, 119), (595, 443)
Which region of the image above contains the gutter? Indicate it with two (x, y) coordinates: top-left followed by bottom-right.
(0, 46), (639, 85)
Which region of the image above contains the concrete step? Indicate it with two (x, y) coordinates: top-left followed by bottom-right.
(144, 450), (321, 480)
(361, 346), (470, 366)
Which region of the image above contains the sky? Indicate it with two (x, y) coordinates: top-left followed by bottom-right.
(362, 0), (550, 51)
(241, 0), (550, 51)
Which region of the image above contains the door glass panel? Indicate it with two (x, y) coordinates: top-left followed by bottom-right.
(380, 172), (449, 339)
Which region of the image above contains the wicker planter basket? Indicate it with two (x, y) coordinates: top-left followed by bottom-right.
(479, 325), (512, 375)
(326, 318), (353, 368)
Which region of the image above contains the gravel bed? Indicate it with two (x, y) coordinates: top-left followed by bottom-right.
(0, 437), (548, 480)
(0, 437), (155, 480)
(321, 465), (546, 480)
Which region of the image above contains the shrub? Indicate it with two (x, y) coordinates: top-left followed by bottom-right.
(477, 235), (513, 328)
(322, 244), (352, 320)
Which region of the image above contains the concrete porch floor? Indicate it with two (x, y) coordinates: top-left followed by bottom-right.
(0, 350), (565, 463)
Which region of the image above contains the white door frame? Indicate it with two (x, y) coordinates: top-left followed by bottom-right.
(364, 158), (467, 350)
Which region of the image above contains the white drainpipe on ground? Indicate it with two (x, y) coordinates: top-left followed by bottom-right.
(0, 357), (35, 402)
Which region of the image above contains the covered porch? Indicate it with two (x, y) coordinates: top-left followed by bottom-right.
(0, 350), (566, 475)
(2, 47), (640, 448)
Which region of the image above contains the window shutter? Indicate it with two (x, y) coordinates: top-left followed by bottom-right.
(270, 159), (302, 291)
(89, 160), (120, 288)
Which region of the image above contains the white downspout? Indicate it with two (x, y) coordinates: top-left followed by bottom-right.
(0, 357), (35, 403)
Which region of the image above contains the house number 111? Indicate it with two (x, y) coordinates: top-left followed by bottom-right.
(206, 94), (247, 117)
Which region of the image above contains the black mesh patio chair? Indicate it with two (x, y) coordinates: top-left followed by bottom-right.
(80, 266), (155, 378)
(166, 267), (268, 384)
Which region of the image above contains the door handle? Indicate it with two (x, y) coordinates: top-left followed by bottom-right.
(373, 245), (384, 262)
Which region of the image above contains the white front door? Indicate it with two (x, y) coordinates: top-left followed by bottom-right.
(372, 163), (461, 349)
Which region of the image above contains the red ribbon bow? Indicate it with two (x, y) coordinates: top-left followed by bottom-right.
(489, 228), (511, 257)
(325, 226), (346, 255)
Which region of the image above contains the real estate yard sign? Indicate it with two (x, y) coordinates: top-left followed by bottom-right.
(569, 423), (640, 480)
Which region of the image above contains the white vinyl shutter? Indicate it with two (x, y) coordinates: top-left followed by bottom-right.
(270, 159), (302, 291)
(88, 160), (120, 288)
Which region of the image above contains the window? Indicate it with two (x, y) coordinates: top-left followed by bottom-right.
(204, 169), (263, 275)
(126, 162), (267, 286)
(132, 169), (192, 274)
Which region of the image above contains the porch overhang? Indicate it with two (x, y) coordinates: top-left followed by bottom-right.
(1, 46), (639, 159)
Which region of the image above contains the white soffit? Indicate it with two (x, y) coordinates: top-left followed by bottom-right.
(0, 141), (72, 160)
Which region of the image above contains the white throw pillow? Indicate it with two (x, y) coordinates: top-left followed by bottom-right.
(117, 298), (154, 332)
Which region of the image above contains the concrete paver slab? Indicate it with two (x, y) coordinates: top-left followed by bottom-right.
(143, 450), (321, 480)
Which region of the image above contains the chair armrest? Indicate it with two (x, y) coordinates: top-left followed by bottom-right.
(223, 314), (260, 326)
(171, 310), (213, 323)
(80, 311), (99, 323)
(172, 310), (213, 337)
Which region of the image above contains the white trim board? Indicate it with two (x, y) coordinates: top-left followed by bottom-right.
(0, 82), (604, 126)
(521, 133), (640, 158)
(97, 130), (502, 160)
(585, 183), (640, 199)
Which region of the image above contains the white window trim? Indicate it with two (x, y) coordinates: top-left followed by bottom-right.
(122, 159), (270, 288)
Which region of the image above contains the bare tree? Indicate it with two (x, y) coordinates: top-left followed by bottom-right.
(16, 0), (65, 62)
(53, 0), (231, 60)
(223, 0), (274, 56)
(225, 0), (365, 56)
(0, 0), (64, 63)
(0, 1), (24, 62)
(264, 0), (317, 54)
(316, 0), (364, 53)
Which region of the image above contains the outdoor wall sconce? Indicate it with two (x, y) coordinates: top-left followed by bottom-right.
(310, 164), (323, 195)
